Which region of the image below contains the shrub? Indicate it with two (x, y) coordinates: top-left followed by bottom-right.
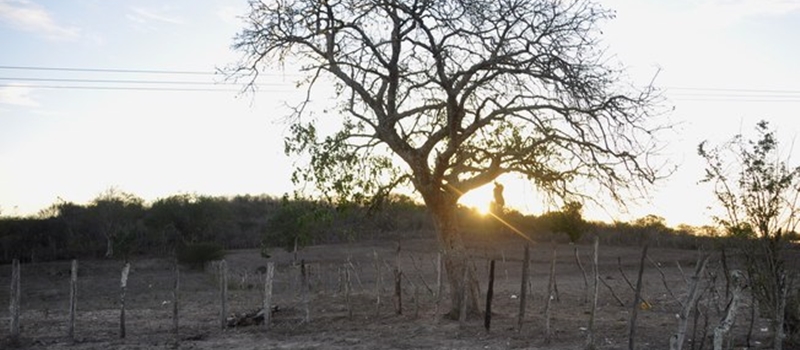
(537, 202), (586, 243)
(177, 242), (225, 269)
(786, 291), (800, 347)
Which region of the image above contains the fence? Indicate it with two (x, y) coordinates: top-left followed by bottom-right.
(0, 239), (770, 349)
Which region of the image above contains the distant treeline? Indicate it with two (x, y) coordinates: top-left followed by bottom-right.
(0, 189), (715, 264)
(0, 191), (434, 264)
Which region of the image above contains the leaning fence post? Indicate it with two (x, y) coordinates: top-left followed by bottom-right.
(120, 262), (131, 339)
(9, 258), (21, 342)
(69, 259), (78, 341)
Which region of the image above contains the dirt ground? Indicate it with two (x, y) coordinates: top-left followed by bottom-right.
(0, 237), (779, 349)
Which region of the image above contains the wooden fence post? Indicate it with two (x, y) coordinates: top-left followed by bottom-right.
(263, 262), (275, 329)
(69, 259), (78, 341)
(670, 254), (710, 350)
(586, 236), (600, 350)
(434, 252), (442, 322)
(414, 285), (420, 319)
(344, 263), (353, 319)
(219, 259), (228, 329)
(301, 259), (310, 323)
(393, 244), (403, 315)
(517, 244), (530, 333)
(458, 265), (468, 327)
(501, 249), (509, 286)
(484, 259), (495, 332)
(9, 258), (20, 342)
(545, 242), (557, 343)
(628, 245), (649, 350)
(172, 257), (180, 340)
(120, 262), (131, 339)
(373, 250), (382, 317)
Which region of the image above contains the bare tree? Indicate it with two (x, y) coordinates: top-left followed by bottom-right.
(699, 121), (800, 349)
(89, 188), (144, 259)
(230, 0), (668, 317)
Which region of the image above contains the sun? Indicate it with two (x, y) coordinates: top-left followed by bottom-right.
(459, 185), (494, 216)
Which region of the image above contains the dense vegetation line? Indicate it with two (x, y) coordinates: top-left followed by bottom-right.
(0, 190), (727, 264)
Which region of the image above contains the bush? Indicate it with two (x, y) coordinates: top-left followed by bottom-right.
(177, 242), (225, 269)
(786, 291), (800, 347)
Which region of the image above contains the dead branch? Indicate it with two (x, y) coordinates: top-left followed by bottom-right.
(670, 254), (710, 350)
(677, 261), (689, 285)
(408, 253), (434, 295)
(618, 256), (651, 306)
(599, 276), (627, 307)
(648, 255), (682, 307)
(575, 247), (590, 304)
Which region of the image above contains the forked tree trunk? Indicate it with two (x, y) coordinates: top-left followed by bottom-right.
(713, 270), (747, 350)
(431, 203), (481, 318)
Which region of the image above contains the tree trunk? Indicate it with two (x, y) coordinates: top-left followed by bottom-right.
(713, 270), (746, 350)
(431, 203), (481, 319)
(773, 272), (788, 350)
(105, 235), (114, 259)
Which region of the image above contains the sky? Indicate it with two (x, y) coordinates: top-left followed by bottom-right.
(1, 0), (800, 227)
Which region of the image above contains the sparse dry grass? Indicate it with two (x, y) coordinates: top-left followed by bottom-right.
(0, 237), (782, 349)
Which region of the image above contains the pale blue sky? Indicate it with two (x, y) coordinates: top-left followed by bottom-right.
(2, 0), (800, 227)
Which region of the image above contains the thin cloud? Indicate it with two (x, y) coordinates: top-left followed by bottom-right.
(0, 85), (38, 107)
(127, 7), (184, 26)
(0, 0), (79, 40)
(693, 0), (800, 27)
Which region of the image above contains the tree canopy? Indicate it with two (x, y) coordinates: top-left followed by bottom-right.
(230, 0), (669, 317)
(699, 120), (800, 239)
(231, 0), (668, 208)
(699, 121), (800, 349)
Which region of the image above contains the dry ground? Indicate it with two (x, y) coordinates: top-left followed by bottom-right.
(0, 237), (779, 349)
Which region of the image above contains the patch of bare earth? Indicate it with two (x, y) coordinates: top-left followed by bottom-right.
(0, 238), (777, 349)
